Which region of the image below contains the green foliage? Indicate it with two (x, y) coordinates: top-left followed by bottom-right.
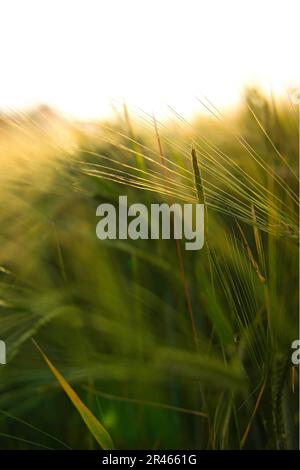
(0, 90), (298, 449)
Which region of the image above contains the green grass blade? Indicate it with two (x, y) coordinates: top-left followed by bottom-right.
(32, 339), (114, 450)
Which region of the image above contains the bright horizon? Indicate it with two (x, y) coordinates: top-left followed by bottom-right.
(0, 0), (299, 119)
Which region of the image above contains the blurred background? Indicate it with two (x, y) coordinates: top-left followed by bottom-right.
(0, 0), (299, 118)
(0, 0), (299, 450)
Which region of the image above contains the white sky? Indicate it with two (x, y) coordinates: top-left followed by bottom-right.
(0, 0), (299, 119)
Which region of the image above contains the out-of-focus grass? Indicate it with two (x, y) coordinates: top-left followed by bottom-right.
(0, 90), (298, 449)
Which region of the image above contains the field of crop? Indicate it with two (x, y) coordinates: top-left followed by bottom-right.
(0, 89), (298, 449)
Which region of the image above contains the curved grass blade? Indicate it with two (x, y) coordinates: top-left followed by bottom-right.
(32, 339), (114, 450)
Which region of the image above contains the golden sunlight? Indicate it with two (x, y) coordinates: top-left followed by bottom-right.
(0, 0), (299, 118)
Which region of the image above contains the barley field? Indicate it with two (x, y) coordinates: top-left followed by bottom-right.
(0, 89), (298, 449)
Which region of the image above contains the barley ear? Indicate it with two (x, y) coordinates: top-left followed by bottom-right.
(191, 146), (205, 204)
